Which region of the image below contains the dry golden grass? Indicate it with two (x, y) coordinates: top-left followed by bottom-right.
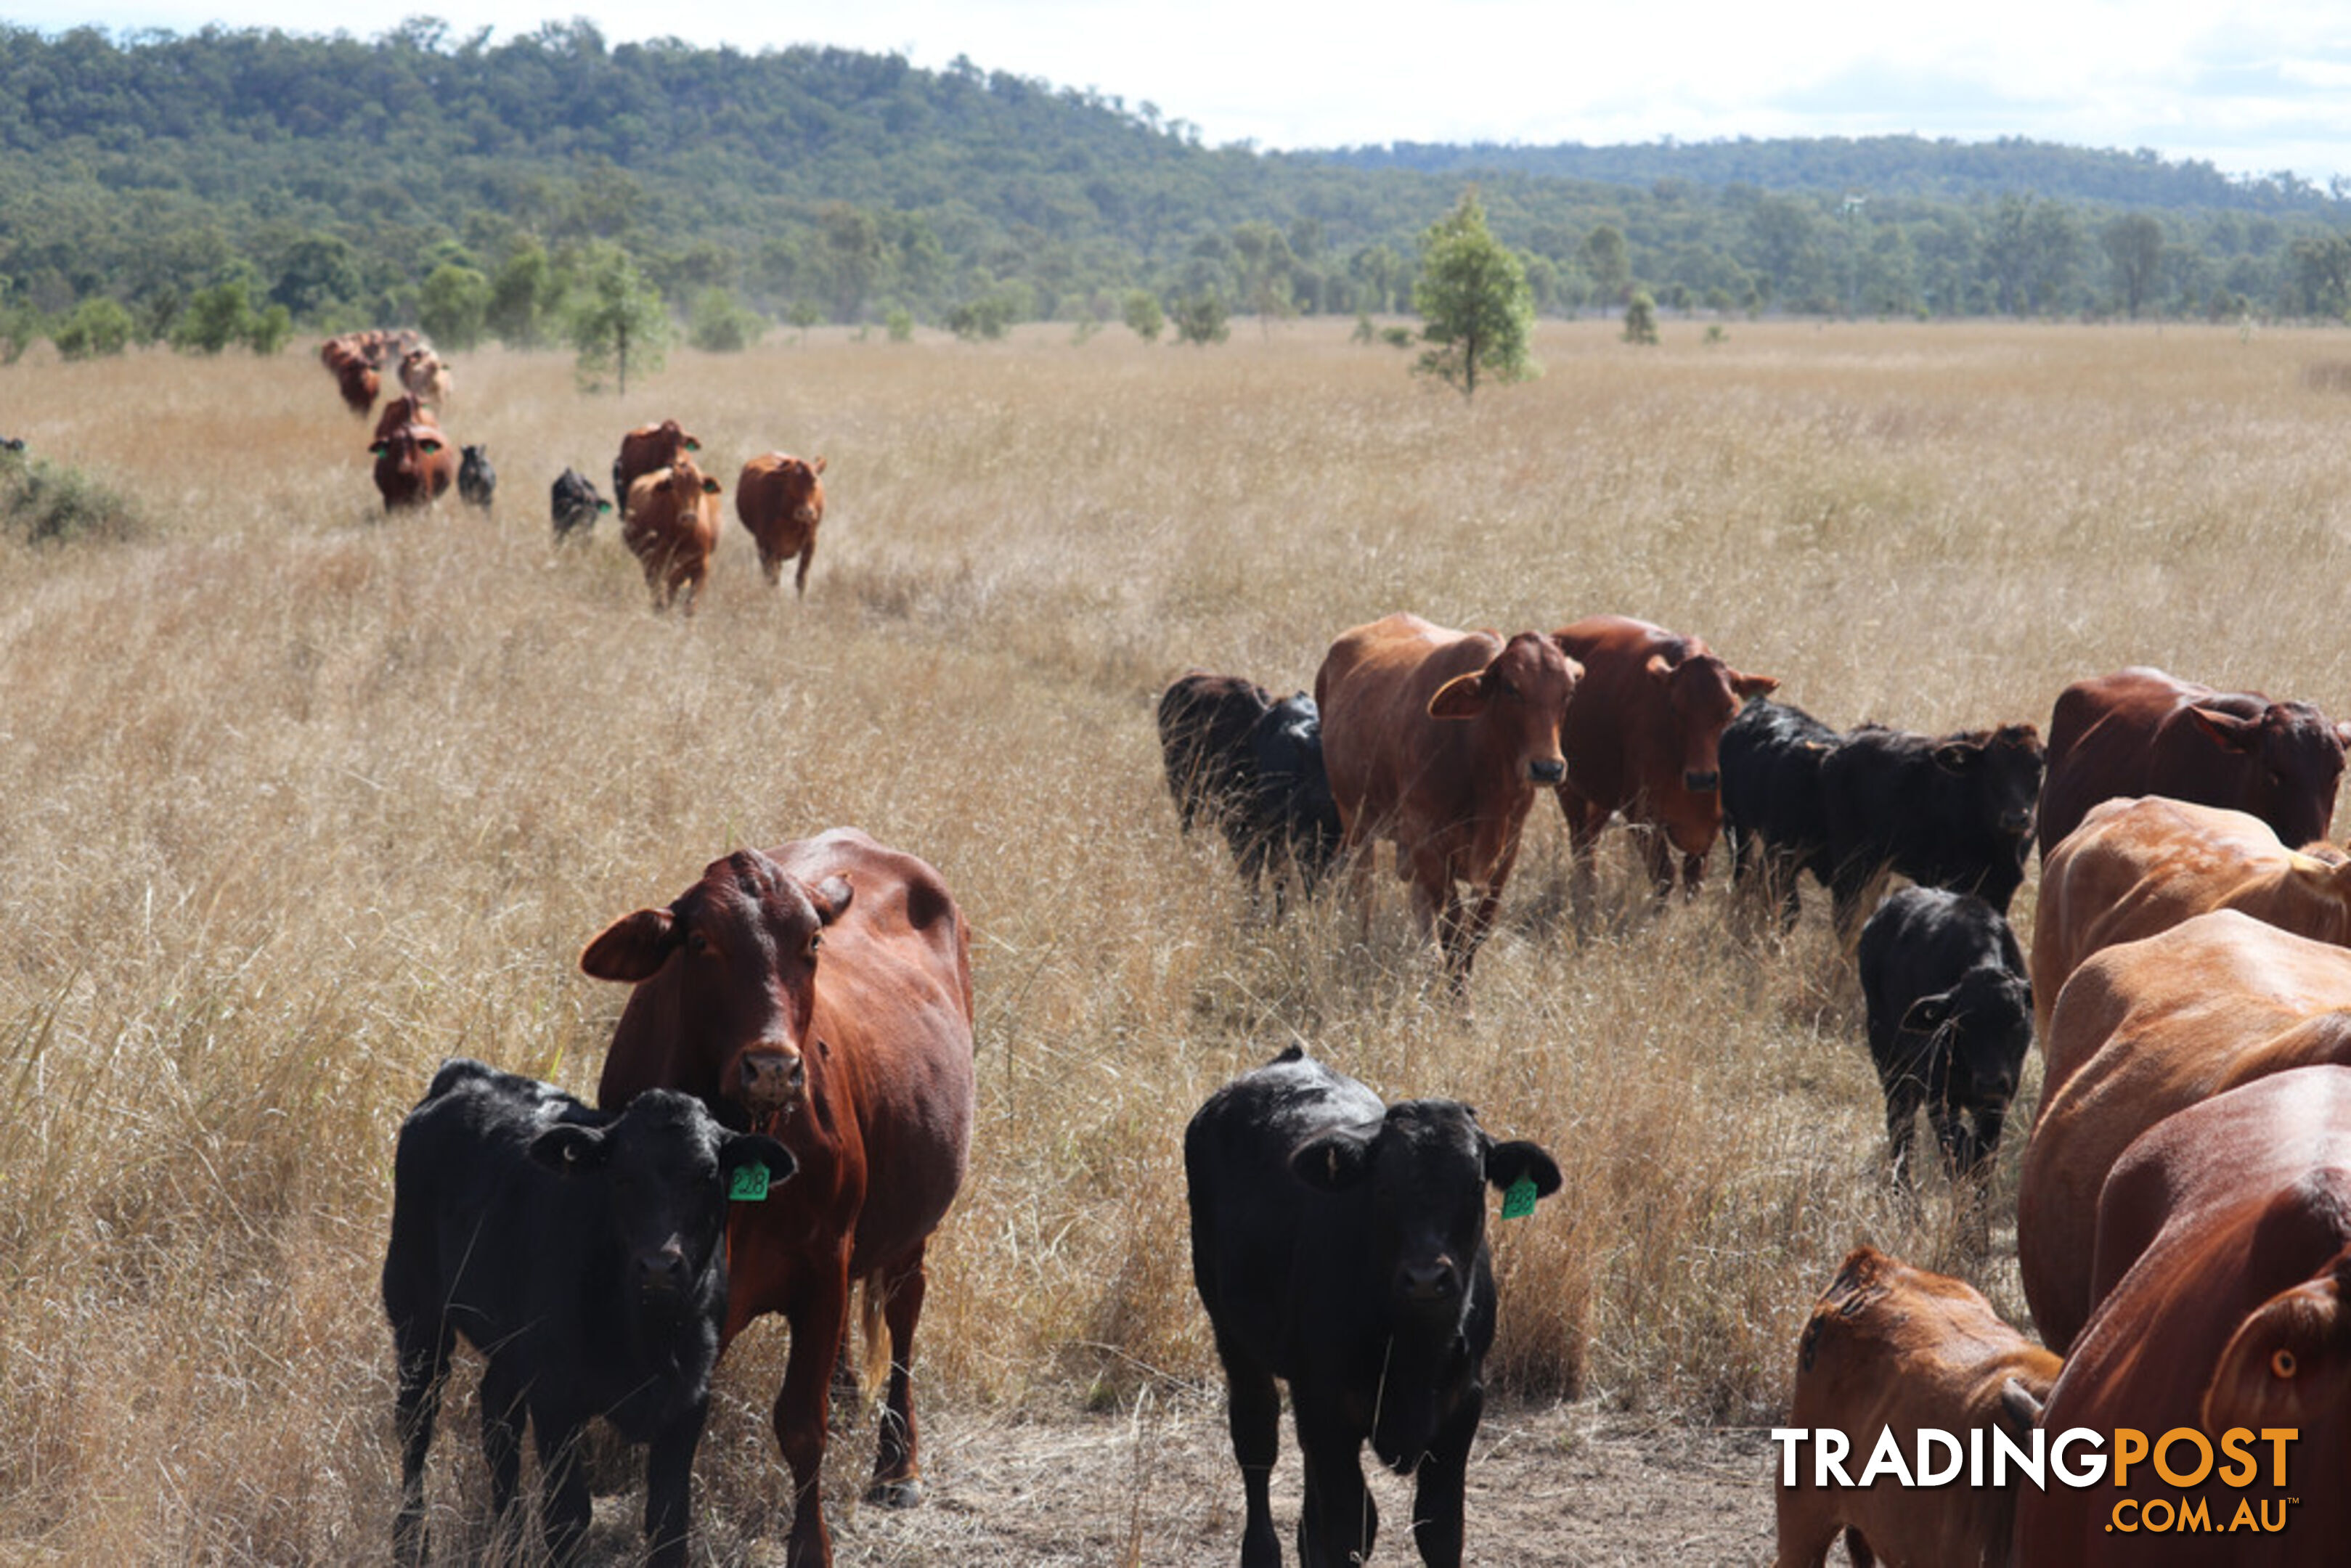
(3, 317), (2350, 1560)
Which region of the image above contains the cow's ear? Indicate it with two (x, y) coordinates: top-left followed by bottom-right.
(1644, 653), (1676, 681)
(530, 1122), (610, 1173)
(811, 456), (827, 475)
(2188, 705), (2263, 754)
(2199, 1260), (2347, 1433)
(684, 436), (701, 451)
(2337, 722), (2351, 749)
(1997, 1376), (2047, 1438)
(1900, 992), (1955, 1033)
(417, 438), (443, 454)
(598, 499), (614, 514)
(1732, 672), (1780, 699)
(1931, 741), (1979, 772)
(720, 1133), (797, 1188)
(368, 441), (388, 456)
(809, 874), (854, 927)
(1290, 1128), (1377, 1192)
(1427, 671), (1488, 721)
(1485, 1139), (1563, 1201)
(700, 476), (721, 495)
(579, 906), (682, 982)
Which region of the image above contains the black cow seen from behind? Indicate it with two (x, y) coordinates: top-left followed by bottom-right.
(457, 444), (497, 512)
(1819, 721), (2045, 934)
(550, 466), (614, 541)
(1186, 1045), (1561, 1567)
(1857, 887), (2033, 1188)
(1720, 696), (1843, 929)
(382, 1058), (791, 1568)
(1158, 671), (1344, 912)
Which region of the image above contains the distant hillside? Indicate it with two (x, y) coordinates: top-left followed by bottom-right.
(0, 21), (2347, 349)
(1314, 136), (2347, 216)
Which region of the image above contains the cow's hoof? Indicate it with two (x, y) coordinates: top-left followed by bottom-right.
(865, 1477), (921, 1509)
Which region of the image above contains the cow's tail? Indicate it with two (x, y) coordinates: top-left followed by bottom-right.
(854, 1269), (892, 1410)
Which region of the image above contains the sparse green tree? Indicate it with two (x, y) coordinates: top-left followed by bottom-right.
(1170, 289), (1229, 346)
(566, 242), (669, 394)
(53, 296), (135, 360)
(1623, 290), (1660, 345)
(884, 306), (916, 343)
(487, 240), (561, 348)
(418, 263), (491, 350)
(2103, 213), (2166, 318)
(785, 298), (823, 342)
(243, 301), (292, 356)
(687, 285), (763, 351)
(1411, 190), (1538, 398)
(1584, 224), (1631, 307)
(171, 281), (256, 354)
(1120, 289), (1164, 343)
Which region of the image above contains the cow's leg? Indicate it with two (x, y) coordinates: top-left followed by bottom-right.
(1409, 1384), (1483, 1567)
(1215, 1328), (1282, 1568)
(1882, 1079), (1924, 1191)
(533, 1413), (592, 1567)
(477, 1354), (529, 1539)
(1295, 1413), (1376, 1568)
(869, 1253), (930, 1506)
(644, 1397), (712, 1568)
(795, 539), (815, 597)
(1560, 794), (1606, 934)
(388, 1312), (451, 1567)
(776, 1263), (852, 1568)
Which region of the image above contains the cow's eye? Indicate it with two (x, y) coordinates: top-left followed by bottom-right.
(685, 930), (712, 957)
(805, 931), (823, 959)
(1493, 677), (1517, 699)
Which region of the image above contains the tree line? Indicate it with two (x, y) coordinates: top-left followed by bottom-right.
(1, 20), (2348, 367)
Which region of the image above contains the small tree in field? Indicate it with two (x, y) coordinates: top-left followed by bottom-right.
(1412, 191), (1537, 398)
(1623, 290), (1660, 346)
(567, 242), (669, 394)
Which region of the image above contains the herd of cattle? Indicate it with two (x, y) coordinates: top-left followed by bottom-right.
(316, 337), (828, 610)
(375, 584), (2351, 1563)
(1160, 613), (2351, 1564)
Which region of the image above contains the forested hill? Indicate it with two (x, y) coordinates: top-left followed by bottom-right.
(2, 19), (2350, 352)
(1316, 136), (2347, 215)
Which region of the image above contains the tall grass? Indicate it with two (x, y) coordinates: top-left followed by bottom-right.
(2, 319), (2347, 1557)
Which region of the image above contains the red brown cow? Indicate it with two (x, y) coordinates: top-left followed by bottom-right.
(615, 420), (703, 518)
(2018, 909), (2351, 1351)
(1773, 1246), (2058, 1568)
(1551, 616), (1776, 918)
(735, 453), (828, 595)
(2032, 794), (2351, 1033)
(370, 423), (456, 512)
(583, 829), (976, 1568)
(1316, 613), (1582, 984)
(321, 338), (380, 416)
(370, 393), (439, 446)
(2037, 666), (2351, 860)
(2013, 1065), (2351, 1566)
(622, 458), (722, 613)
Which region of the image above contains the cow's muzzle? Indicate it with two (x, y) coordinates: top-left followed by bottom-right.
(736, 1045), (806, 1119)
(1528, 758), (1566, 785)
(1999, 809), (2034, 836)
(1684, 769), (1720, 793)
(1397, 1258), (1461, 1306)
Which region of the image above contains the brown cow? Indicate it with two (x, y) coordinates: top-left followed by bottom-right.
(623, 458), (722, 613)
(584, 829), (976, 1568)
(370, 423), (456, 512)
(2037, 666), (2351, 860)
(736, 453), (828, 595)
(2032, 795), (2351, 1033)
(2018, 909), (2351, 1352)
(1316, 613), (1582, 984)
(1773, 1246), (2058, 1568)
(397, 346), (451, 410)
(1551, 615), (1776, 918)
(615, 420), (704, 518)
(2013, 1065), (2351, 1566)
(370, 393), (439, 446)
(321, 338), (380, 416)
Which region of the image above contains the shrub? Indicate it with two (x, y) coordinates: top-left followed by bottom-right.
(0, 453), (147, 547)
(688, 286), (765, 352)
(1170, 290), (1229, 346)
(54, 298), (135, 361)
(1122, 289), (1164, 343)
(1623, 289), (1661, 346)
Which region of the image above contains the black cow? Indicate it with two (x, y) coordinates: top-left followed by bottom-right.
(1818, 722), (2045, 933)
(1186, 1046), (1561, 1567)
(1720, 697), (1842, 928)
(1857, 888), (2033, 1187)
(1157, 671), (1344, 909)
(382, 1058), (791, 1568)
(457, 444), (497, 511)
(550, 467), (613, 540)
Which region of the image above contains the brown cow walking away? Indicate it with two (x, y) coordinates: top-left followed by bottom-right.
(1316, 612), (1582, 986)
(582, 829), (976, 1568)
(736, 453), (828, 595)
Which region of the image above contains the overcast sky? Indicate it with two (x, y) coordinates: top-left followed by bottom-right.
(17, 1), (2351, 184)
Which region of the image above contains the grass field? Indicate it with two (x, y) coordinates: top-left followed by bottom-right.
(3, 316), (2348, 1561)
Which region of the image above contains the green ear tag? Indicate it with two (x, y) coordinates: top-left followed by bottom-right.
(728, 1162), (771, 1203)
(1499, 1175), (1539, 1220)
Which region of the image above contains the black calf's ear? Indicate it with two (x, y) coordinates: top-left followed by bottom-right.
(1485, 1140), (1563, 1201)
(530, 1123), (610, 1174)
(1290, 1128), (1377, 1192)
